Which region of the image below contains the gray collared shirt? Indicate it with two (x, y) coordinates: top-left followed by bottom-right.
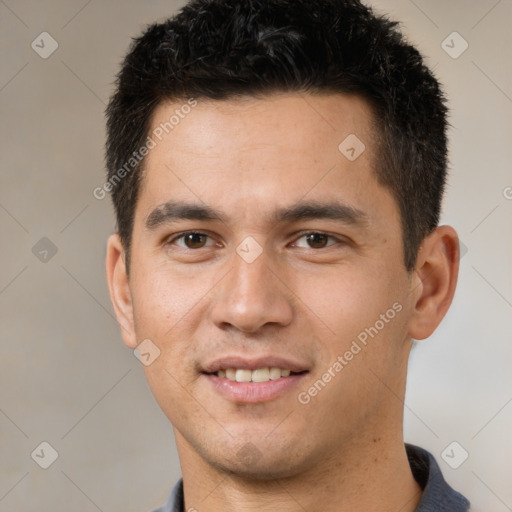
(151, 444), (470, 511)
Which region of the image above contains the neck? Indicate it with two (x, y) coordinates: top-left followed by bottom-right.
(175, 427), (422, 512)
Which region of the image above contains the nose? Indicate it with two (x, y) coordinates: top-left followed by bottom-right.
(208, 247), (294, 334)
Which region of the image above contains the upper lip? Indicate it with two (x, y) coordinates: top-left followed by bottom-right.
(202, 355), (310, 374)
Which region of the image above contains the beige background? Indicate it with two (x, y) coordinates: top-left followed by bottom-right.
(1, 0), (511, 511)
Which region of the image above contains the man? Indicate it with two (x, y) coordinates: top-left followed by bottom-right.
(104, 0), (470, 510)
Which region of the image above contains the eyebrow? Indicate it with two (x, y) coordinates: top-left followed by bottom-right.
(144, 199), (369, 231)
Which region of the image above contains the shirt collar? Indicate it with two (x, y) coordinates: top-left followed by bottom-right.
(406, 443), (470, 511)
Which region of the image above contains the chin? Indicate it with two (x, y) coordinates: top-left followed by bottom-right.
(211, 456), (304, 481)
(201, 439), (313, 481)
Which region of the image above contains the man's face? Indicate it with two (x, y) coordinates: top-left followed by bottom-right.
(122, 93), (418, 477)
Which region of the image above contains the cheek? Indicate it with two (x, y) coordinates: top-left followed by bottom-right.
(294, 266), (386, 334)
(293, 262), (409, 361)
(131, 262), (206, 339)
(130, 265), (206, 420)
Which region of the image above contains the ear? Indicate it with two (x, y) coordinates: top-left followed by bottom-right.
(105, 233), (138, 349)
(407, 225), (460, 340)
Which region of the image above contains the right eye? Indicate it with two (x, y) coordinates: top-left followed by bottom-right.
(167, 231), (217, 249)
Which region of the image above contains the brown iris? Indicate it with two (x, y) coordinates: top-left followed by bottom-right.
(305, 233), (329, 249)
(183, 233), (208, 248)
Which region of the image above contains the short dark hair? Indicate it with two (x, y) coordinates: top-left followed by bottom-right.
(105, 0), (448, 274)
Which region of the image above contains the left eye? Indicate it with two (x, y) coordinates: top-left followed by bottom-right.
(293, 232), (339, 249)
(170, 232), (216, 249)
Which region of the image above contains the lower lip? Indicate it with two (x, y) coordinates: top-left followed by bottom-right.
(203, 373), (308, 403)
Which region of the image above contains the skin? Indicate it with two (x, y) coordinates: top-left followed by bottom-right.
(106, 92), (459, 512)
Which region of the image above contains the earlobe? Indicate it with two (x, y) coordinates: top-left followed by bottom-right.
(407, 226), (460, 341)
(105, 233), (138, 348)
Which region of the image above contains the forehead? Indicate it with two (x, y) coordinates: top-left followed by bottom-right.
(146, 92), (376, 164)
(136, 92), (397, 231)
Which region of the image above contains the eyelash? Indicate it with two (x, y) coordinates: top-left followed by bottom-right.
(166, 230), (344, 250)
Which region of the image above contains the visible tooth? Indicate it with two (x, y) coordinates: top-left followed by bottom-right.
(251, 368), (270, 382)
(269, 367), (282, 380)
(235, 369), (252, 382)
(221, 367), (294, 382)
